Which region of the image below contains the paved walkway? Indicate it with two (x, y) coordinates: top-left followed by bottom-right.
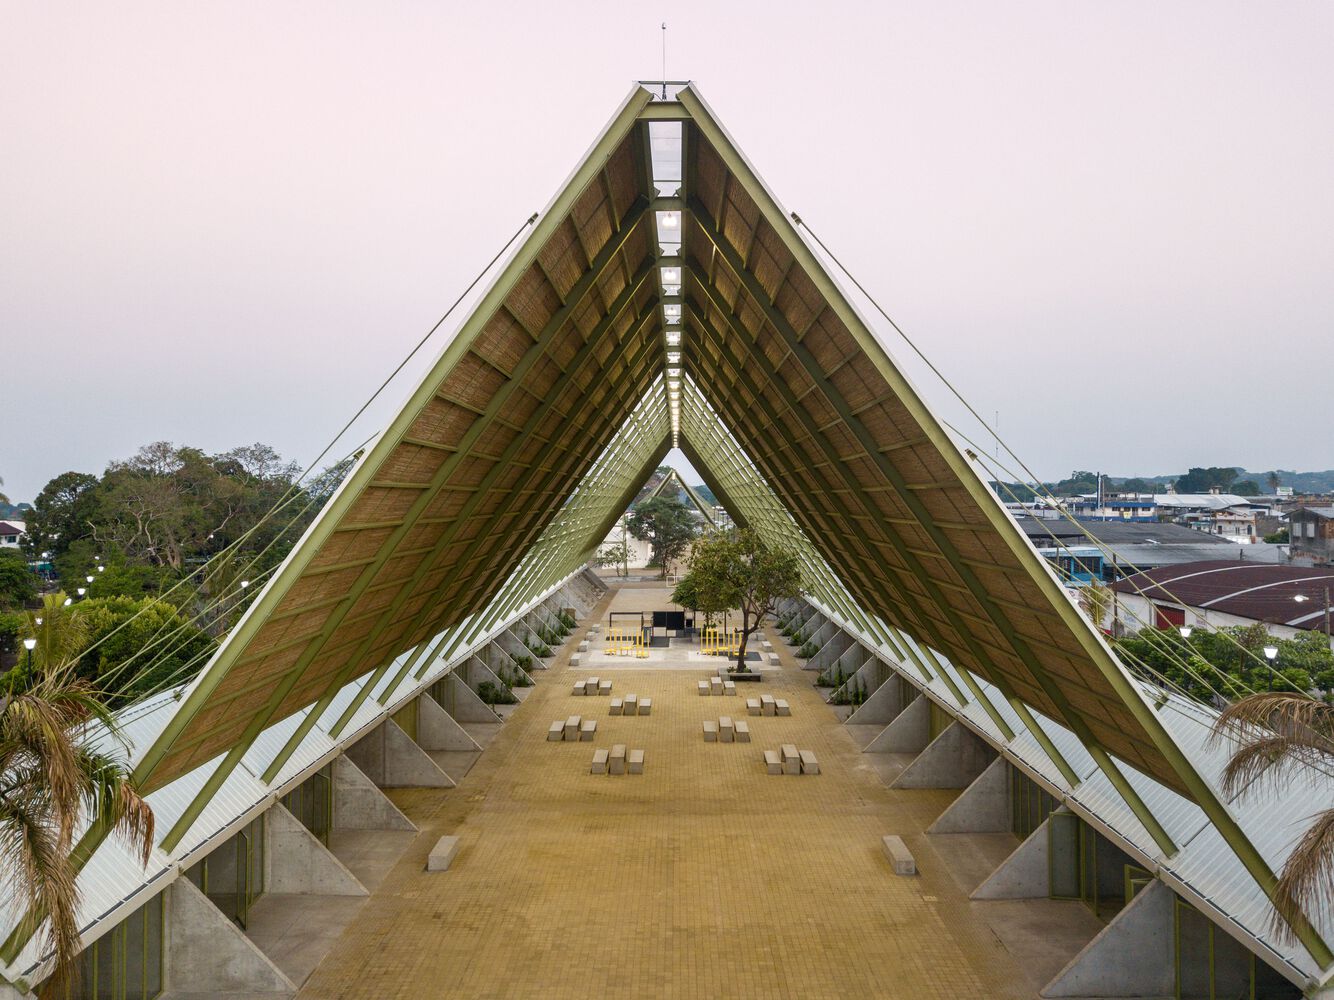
(297, 583), (1036, 999)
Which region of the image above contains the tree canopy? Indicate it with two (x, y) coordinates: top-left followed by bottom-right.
(626, 496), (697, 576)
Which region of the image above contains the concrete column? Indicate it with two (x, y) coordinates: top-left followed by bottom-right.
(1041, 879), (1174, 997)
(346, 718), (453, 788)
(892, 721), (997, 789)
(331, 757), (416, 831)
(863, 694), (930, 754)
(971, 817), (1050, 899)
(928, 756), (1010, 833)
(437, 671), (502, 723)
(418, 692), (483, 751)
(264, 803), (367, 896)
(164, 878), (296, 995)
(845, 671), (903, 727)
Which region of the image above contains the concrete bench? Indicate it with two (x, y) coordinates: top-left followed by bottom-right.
(719, 716), (735, 743)
(548, 720), (565, 741)
(775, 699), (791, 717)
(564, 715), (581, 741)
(598, 680), (612, 696)
(698, 680), (710, 696)
(628, 749), (644, 774)
(609, 698), (623, 716)
(580, 719), (597, 741)
(623, 694), (638, 715)
(638, 697), (652, 716)
(571, 682), (586, 696)
(781, 744), (800, 775)
(570, 654), (582, 667)
(735, 719), (751, 743)
(761, 695), (776, 717)
(799, 750), (819, 774)
(585, 677), (600, 695)
(427, 835), (461, 872)
(610, 743), (627, 775)
(723, 681), (737, 696)
(703, 720), (718, 742)
(746, 698), (761, 717)
(881, 835), (916, 876)
(710, 677), (723, 696)
(769, 653), (780, 664)
(591, 748), (609, 774)
(763, 750), (782, 775)
(761, 640), (774, 651)
(577, 641), (588, 652)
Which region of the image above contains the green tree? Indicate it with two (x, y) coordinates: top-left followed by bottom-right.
(595, 540), (630, 578)
(683, 529), (801, 673)
(22, 471), (100, 562)
(627, 497), (697, 578)
(1233, 480), (1261, 496)
(74, 596), (216, 704)
(1175, 466), (1240, 493)
(22, 593), (91, 677)
(0, 663), (154, 990)
(0, 549), (36, 609)
(1267, 471), (1281, 494)
(1079, 580), (1112, 631)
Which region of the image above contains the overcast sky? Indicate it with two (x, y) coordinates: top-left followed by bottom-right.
(2, 2), (1331, 502)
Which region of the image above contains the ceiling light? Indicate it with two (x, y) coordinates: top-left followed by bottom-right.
(667, 352), (680, 364)
(661, 212), (680, 229)
(666, 331), (681, 345)
(661, 266), (681, 283)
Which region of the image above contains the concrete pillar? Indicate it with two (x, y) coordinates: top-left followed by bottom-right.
(863, 694), (930, 753)
(892, 720), (997, 789)
(436, 671), (502, 723)
(928, 756), (1010, 833)
(1041, 879), (1174, 997)
(264, 803), (367, 897)
(332, 756), (416, 831)
(845, 669), (903, 726)
(346, 718), (453, 788)
(418, 692), (483, 751)
(164, 878), (296, 995)
(971, 817), (1050, 899)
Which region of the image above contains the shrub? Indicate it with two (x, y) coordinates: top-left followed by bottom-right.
(513, 655), (533, 671)
(798, 642), (817, 659)
(477, 680), (517, 705)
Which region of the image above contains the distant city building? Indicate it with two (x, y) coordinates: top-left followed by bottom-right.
(1286, 507), (1334, 565)
(1111, 560), (1334, 647)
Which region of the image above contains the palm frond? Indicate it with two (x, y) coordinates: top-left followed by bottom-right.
(1271, 807), (1334, 945)
(1210, 692), (1334, 795)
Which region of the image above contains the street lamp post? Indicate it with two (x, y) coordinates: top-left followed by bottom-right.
(22, 637), (35, 673)
(1263, 644), (1279, 691)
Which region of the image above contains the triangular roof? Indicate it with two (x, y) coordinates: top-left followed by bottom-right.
(643, 467), (721, 527)
(109, 83), (1322, 961)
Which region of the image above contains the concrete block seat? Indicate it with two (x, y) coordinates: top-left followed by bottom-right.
(799, 750), (819, 774)
(591, 748), (609, 774)
(723, 681), (737, 696)
(638, 697), (652, 715)
(570, 654), (582, 667)
(571, 682), (586, 696)
(761, 695), (776, 717)
(781, 744), (800, 775)
(710, 677), (723, 696)
(746, 698), (761, 717)
(775, 699), (791, 717)
(579, 719), (597, 741)
(564, 716), (581, 741)
(628, 749), (645, 774)
(427, 836), (460, 872)
(735, 719), (751, 743)
(547, 721), (565, 741)
(610, 744), (627, 775)
(719, 717), (734, 743)
(763, 750), (782, 775)
(698, 681), (710, 696)
(623, 694), (638, 715)
(584, 677), (600, 695)
(702, 720), (718, 742)
(598, 680), (612, 696)
(609, 698), (623, 716)
(881, 835), (916, 875)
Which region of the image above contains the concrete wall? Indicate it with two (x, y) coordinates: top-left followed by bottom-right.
(164, 878), (295, 995)
(331, 756), (416, 831)
(346, 718), (453, 788)
(892, 721), (997, 790)
(264, 803), (367, 897)
(1041, 879), (1174, 997)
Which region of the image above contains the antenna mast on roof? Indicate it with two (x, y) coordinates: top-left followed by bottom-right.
(661, 23), (668, 99)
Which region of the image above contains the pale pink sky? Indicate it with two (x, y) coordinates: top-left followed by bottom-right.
(3, 2), (1331, 501)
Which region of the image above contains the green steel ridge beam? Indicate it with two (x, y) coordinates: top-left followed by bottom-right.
(689, 203), (1169, 851)
(677, 87), (1334, 964)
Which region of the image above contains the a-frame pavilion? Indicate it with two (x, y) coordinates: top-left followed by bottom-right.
(2, 83), (1329, 1000)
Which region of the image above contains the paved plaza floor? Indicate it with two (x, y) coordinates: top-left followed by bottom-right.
(295, 581), (1061, 999)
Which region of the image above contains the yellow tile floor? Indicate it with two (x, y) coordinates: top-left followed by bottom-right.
(297, 584), (1033, 999)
